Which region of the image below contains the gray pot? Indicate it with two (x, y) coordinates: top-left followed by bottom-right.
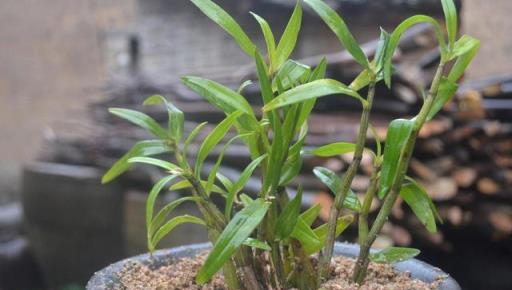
(87, 243), (460, 290)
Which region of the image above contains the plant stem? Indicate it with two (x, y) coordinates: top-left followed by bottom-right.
(352, 63), (446, 283)
(319, 78), (376, 280)
(358, 166), (380, 245)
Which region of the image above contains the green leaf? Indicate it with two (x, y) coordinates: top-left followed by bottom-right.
(151, 215), (206, 250)
(237, 80), (253, 94)
(300, 204), (322, 226)
(189, 0), (256, 57)
(379, 119), (414, 198)
(308, 142), (356, 157)
(384, 15), (446, 87)
(109, 108), (168, 139)
(272, 60), (311, 92)
(373, 28), (391, 73)
(239, 193), (254, 207)
(255, 50), (274, 105)
(427, 77), (458, 121)
(250, 12), (276, 66)
(313, 167), (361, 212)
(275, 187), (303, 240)
(304, 0), (369, 68)
(206, 133), (252, 195)
(274, 2), (303, 69)
(181, 76), (254, 115)
(184, 122), (208, 156)
(149, 196), (200, 240)
(128, 157), (181, 174)
(216, 173), (234, 193)
(195, 111), (243, 177)
(225, 154), (267, 218)
(263, 79), (363, 111)
(447, 37), (480, 83)
(349, 69), (371, 92)
(405, 176), (442, 223)
(450, 35), (479, 60)
(196, 199), (270, 284)
(400, 182), (437, 233)
(169, 179), (227, 196)
(146, 175), (180, 237)
(279, 149), (303, 186)
(102, 140), (169, 184)
(143, 95), (184, 141)
(441, 0), (458, 48)
(311, 215), (353, 253)
(309, 57), (328, 82)
(243, 238), (271, 251)
(296, 56), (327, 128)
(290, 217), (322, 254)
(370, 247), (420, 264)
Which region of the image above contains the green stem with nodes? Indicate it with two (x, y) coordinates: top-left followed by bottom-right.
(319, 77), (377, 281)
(352, 63), (446, 284)
(358, 165), (380, 245)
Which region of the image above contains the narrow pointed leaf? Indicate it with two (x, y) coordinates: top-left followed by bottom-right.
(109, 108), (168, 139)
(300, 204), (322, 226)
(427, 77), (458, 121)
(400, 182), (437, 233)
(128, 157), (181, 174)
(310, 215), (353, 254)
(441, 0), (458, 48)
(181, 76), (253, 115)
(184, 122), (208, 156)
(305, 0), (369, 68)
(450, 35), (479, 60)
(370, 247), (420, 264)
(384, 15), (446, 87)
(150, 196), (200, 239)
(263, 79), (363, 111)
(274, 2), (302, 68)
(237, 80), (253, 94)
(379, 119), (414, 198)
(447, 38), (480, 83)
(206, 133), (251, 195)
(190, 0), (256, 56)
(195, 111), (243, 177)
(250, 12), (276, 65)
(243, 238), (271, 251)
(196, 199), (270, 284)
(146, 175), (179, 236)
(143, 95), (184, 141)
(272, 60), (310, 92)
(275, 187), (303, 240)
(151, 215), (206, 250)
(169, 179), (227, 196)
(313, 167), (362, 212)
(308, 142), (356, 157)
(226, 154), (267, 218)
(102, 140), (170, 184)
(350, 69), (371, 92)
(290, 217), (322, 254)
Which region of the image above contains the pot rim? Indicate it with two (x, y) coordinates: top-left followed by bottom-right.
(87, 242), (460, 290)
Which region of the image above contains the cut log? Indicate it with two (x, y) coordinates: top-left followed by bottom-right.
(452, 167), (478, 188)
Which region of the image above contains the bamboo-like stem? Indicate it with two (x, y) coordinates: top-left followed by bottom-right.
(352, 63), (446, 283)
(319, 78), (377, 280)
(358, 166), (380, 245)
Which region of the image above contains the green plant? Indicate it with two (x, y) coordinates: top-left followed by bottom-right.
(102, 0), (478, 289)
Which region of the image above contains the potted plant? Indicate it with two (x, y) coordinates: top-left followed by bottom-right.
(89, 0), (478, 289)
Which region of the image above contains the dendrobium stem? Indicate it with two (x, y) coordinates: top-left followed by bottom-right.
(358, 165), (380, 245)
(319, 78), (377, 281)
(352, 63), (446, 284)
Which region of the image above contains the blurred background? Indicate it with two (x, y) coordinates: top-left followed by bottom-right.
(0, 0), (511, 289)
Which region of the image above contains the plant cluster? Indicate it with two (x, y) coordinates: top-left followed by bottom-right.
(102, 0), (479, 289)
